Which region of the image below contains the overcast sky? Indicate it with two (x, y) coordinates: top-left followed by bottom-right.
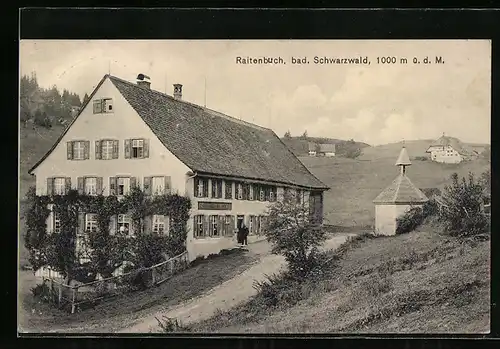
(20, 40), (491, 146)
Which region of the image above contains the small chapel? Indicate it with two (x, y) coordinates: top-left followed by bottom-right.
(373, 146), (429, 236)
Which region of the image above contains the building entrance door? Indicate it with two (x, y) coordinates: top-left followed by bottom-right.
(236, 215), (245, 229)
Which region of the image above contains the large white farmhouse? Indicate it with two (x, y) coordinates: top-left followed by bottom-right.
(426, 134), (473, 164)
(28, 73), (329, 261)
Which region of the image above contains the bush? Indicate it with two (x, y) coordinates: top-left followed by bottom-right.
(264, 191), (327, 279)
(156, 316), (191, 333)
(31, 283), (52, 303)
(396, 199), (439, 235)
(413, 156), (428, 161)
(440, 172), (489, 238)
(253, 273), (303, 307)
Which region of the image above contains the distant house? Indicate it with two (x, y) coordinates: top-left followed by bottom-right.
(318, 143), (336, 157)
(425, 134), (473, 164)
(308, 142), (317, 156)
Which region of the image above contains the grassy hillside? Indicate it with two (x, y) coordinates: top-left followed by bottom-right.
(190, 229), (490, 333)
(300, 154), (490, 227)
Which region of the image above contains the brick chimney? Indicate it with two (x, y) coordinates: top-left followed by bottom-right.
(137, 73), (151, 89)
(173, 84), (183, 100)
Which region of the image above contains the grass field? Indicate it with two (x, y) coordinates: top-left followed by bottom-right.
(189, 228), (490, 334)
(300, 143), (490, 226)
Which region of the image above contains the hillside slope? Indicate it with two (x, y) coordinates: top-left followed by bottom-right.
(281, 137), (370, 157)
(190, 230), (490, 334)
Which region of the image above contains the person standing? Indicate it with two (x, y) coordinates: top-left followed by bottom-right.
(242, 223), (249, 246)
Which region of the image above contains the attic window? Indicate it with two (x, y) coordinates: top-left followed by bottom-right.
(93, 98), (113, 114)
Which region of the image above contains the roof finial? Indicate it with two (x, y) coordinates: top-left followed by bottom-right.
(443, 131), (445, 137)
(402, 138), (405, 147)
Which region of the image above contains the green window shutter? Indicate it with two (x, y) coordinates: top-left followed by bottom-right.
(78, 211), (85, 234)
(144, 176), (152, 195)
(95, 140), (102, 160)
(109, 177), (117, 195)
(164, 176), (171, 195)
(194, 177), (199, 197)
(84, 141), (90, 160)
(203, 179), (208, 197)
(109, 215), (117, 235)
(46, 177), (54, 195)
(77, 177), (84, 194)
(65, 177), (72, 194)
(143, 139), (150, 158)
(112, 140), (119, 159)
(67, 141), (73, 160)
(124, 139), (131, 159)
(96, 177), (103, 195)
(203, 215), (209, 237)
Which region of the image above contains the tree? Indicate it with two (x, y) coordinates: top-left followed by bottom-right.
(82, 93), (90, 105)
(344, 147), (362, 159)
(301, 130), (308, 140)
(284, 130), (292, 139)
(263, 190), (327, 278)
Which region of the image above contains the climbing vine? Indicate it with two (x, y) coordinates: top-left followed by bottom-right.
(24, 186), (192, 283)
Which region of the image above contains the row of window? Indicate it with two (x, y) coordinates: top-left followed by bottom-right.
(194, 177), (280, 202)
(66, 138), (150, 160)
(49, 210), (169, 236)
(46, 175), (171, 196)
(193, 214), (268, 239)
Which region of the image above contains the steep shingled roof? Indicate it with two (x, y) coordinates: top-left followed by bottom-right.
(373, 174), (428, 204)
(109, 76), (328, 189)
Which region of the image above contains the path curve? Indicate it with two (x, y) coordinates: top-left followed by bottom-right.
(119, 233), (356, 333)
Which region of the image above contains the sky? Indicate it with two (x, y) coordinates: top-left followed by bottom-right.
(19, 40), (491, 146)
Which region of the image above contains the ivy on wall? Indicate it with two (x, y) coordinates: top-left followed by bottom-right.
(24, 186), (191, 284)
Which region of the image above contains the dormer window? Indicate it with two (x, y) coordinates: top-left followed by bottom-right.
(93, 98), (113, 114)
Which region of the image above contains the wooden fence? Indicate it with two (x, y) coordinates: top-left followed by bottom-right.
(42, 251), (189, 314)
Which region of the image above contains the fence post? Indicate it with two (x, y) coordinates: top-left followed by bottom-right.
(58, 284), (62, 305)
(71, 287), (76, 314)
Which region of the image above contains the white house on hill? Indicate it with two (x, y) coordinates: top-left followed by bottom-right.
(426, 134), (473, 164)
(28, 73), (329, 262)
(308, 142), (317, 156)
(318, 143), (336, 157)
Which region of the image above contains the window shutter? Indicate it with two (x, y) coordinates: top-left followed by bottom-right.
(47, 177), (54, 195)
(217, 216), (223, 236)
(208, 216), (213, 237)
(143, 215), (152, 234)
(203, 179), (208, 197)
(130, 176), (137, 189)
(164, 176), (171, 195)
(218, 181), (222, 198)
(193, 216), (197, 238)
(194, 177), (199, 197)
(67, 142), (73, 160)
(84, 141), (90, 160)
(143, 176), (152, 195)
(231, 216), (235, 233)
(95, 140), (102, 160)
(203, 216), (209, 237)
(78, 211), (85, 235)
(124, 139), (131, 159)
(46, 205), (54, 233)
(143, 139), (150, 158)
(96, 177), (103, 195)
(77, 177), (84, 194)
(109, 177), (117, 195)
(65, 177), (72, 194)
(112, 140), (119, 159)
(211, 180), (216, 198)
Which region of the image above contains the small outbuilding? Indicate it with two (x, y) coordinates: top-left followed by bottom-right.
(373, 146), (428, 236)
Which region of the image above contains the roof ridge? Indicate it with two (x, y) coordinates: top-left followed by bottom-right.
(109, 75), (271, 132)
(393, 174), (403, 201)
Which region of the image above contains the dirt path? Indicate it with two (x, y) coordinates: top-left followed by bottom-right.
(119, 233), (355, 333)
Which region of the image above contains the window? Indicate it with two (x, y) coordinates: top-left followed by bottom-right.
(225, 181), (233, 199)
(249, 215), (254, 235)
(84, 177), (97, 195)
(237, 183), (243, 200)
(118, 214), (131, 235)
(53, 177), (66, 195)
(249, 185), (254, 200)
(194, 215), (205, 238)
(132, 139), (144, 159)
(117, 177), (130, 196)
(211, 179), (223, 198)
(85, 213), (98, 232)
(296, 190), (302, 204)
(195, 178), (208, 198)
(73, 141), (85, 160)
(152, 215), (166, 235)
(210, 215), (219, 237)
(93, 98), (113, 114)
(53, 211), (61, 234)
(152, 176), (165, 195)
(259, 187), (265, 201)
(269, 189), (275, 202)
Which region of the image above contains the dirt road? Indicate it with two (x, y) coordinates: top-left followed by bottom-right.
(119, 233), (355, 333)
